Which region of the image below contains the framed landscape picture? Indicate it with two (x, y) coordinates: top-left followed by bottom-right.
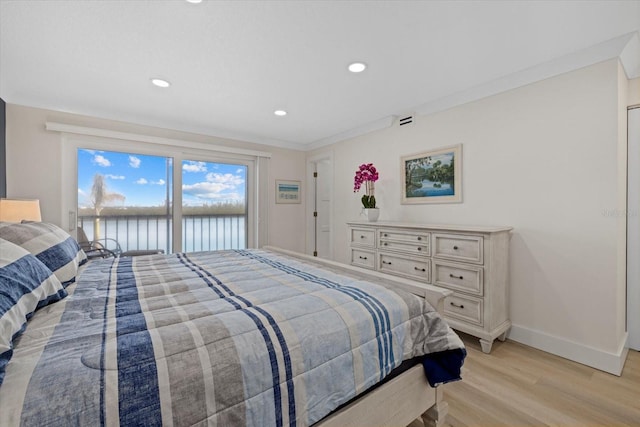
(401, 144), (462, 204)
(275, 180), (301, 204)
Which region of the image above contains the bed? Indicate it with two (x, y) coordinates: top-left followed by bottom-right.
(0, 221), (465, 427)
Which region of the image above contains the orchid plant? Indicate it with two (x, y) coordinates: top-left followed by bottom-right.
(353, 163), (379, 208)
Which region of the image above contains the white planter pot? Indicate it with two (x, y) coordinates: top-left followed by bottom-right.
(362, 208), (380, 222)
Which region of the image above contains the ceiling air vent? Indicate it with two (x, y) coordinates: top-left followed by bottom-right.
(399, 115), (413, 126)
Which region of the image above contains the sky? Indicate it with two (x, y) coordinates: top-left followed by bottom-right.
(77, 149), (247, 208)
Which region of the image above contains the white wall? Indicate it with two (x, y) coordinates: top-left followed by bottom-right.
(630, 77), (640, 105)
(5, 104), (307, 253)
(309, 59), (629, 372)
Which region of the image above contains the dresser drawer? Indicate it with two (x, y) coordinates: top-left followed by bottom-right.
(378, 253), (430, 282)
(350, 228), (376, 248)
(379, 240), (429, 257)
(379, 229), (430, 245)
(444, 294), (483, 326)
(433, 233), (483, 264)
(432, 261), (483, 296)
(350, 248), (375, 269)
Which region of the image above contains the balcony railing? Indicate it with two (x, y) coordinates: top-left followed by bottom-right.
(78, 213), (246, 254)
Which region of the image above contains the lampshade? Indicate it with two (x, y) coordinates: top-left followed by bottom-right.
(0, 199), (42, 222)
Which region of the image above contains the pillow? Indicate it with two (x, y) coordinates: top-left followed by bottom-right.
(0, 238), (67, 385)
(0, 222), (87, 286)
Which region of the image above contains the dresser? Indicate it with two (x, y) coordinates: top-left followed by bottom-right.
(348, 221), (512, 353)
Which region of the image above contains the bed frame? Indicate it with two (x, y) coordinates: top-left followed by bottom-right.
(265, 247), (453, 427)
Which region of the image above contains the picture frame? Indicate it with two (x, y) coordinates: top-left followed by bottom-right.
(275, 180), (301, 204)
(401, 144), (462, 204)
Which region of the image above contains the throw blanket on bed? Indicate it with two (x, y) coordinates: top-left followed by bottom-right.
(0, 249), (464, 427)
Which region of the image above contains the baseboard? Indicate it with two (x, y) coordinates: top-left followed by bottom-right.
(507, 324), (629, 376)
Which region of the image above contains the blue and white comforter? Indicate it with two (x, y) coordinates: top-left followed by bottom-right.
(0, 249), (464, 426)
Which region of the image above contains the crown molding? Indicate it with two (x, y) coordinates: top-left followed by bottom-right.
(414, 32), (639, 118)
(302, 32), (640, 151)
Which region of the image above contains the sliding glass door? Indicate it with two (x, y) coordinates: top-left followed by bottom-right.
(77, 148), (253, 254)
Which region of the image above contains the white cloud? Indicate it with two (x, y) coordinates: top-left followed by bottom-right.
(105, 174), (125, 180)
(129, 156), (141, 168)
(236, 168), (244, 174)
(183, 161), (207, 173)
(183, 182), (245, 201)
(205, 173), (244, 186)
(135, 178), (165, 185)
(93, 154), (111, 167)
(182, 172), (245, 201)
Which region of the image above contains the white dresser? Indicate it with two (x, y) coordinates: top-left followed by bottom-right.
(348, 221), (512, 353)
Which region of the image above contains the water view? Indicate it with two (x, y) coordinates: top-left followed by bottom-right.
(79, 215), (246, 254)
(77, 149), (248, 254)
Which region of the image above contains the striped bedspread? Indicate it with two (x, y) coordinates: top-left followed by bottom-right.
(0, 249), (464, 426)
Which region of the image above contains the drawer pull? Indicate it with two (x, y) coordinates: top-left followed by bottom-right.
(359, 256), (368, 260)
(449, 274), (464, 280)
(417, 247), (422, 251)
(383, 242), (388, 246)
(417, 236), (422, 241)
(453, 245), (459, 250)
(383, 233), (388, 237)
(360, 235), (366, 239)
(382, 260), (392, 265)
(414, 267), (426, 272)
(450, 302), (465, 309)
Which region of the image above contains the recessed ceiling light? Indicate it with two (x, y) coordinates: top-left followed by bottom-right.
(186, 0), (202, 3)
(151, 78), (171, 88)
(274, 110), (287, 116)
(348, 62), (367, 73)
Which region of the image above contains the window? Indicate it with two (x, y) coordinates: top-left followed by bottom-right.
(181, 160), (248, 251)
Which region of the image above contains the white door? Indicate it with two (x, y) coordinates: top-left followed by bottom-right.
(306, 155), (333, 259)
(628, 106), (640, 351)
(316, 159), (332, 259)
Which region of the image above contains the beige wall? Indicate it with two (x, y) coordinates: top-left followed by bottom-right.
(629, 77), (640, 106)
(309, 59), (627, 368)
(5, 104), (307, 252)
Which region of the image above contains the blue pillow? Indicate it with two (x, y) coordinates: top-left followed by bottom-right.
(0, 222), (87, 287)
(0, 238), (67, 385)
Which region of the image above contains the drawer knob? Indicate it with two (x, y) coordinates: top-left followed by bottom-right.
(384, 233), (388, 237)
(417, 236), (422, 241)
(417, 247), (422, 251)
(414, 267), (426, 272)
(383, 242), (388, 246)
(453, 245), (459, 250)
(382, 260), (392, 265)
(449, 274), (464, 280)
(359, 256), (368, 260)
(450, 302), (465, 309)
(360, 235), (366, 239)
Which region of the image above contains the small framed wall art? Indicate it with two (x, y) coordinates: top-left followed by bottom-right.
(275, 180), (301, 204)
(401, 144), (462, 204)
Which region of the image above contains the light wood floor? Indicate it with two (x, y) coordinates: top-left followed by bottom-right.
(410, 333), (640, 427)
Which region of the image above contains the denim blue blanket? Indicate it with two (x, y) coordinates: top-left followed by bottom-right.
(0, 249), (464, 426)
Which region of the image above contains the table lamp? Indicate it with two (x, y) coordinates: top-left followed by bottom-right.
(0, 199), (42, 222)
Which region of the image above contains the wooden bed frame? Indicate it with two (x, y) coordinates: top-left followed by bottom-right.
(265, 247), (453, 427)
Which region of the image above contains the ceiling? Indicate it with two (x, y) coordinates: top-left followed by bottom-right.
(1, 1), (639, 150)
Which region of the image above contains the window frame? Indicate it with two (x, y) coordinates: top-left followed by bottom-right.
(61, 133), (263, 252)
